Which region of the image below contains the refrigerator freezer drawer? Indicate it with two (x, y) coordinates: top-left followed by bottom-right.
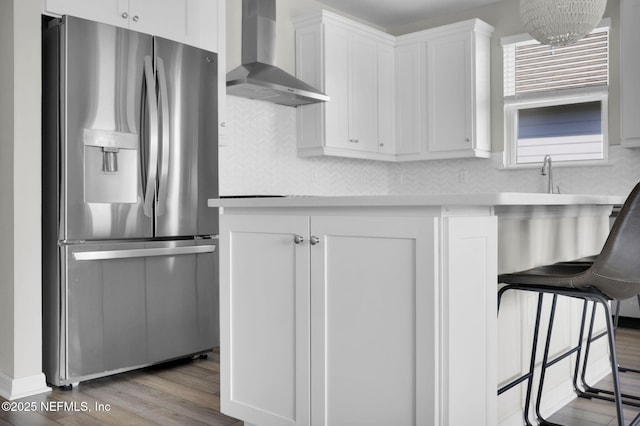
(47, 240), (218, 386)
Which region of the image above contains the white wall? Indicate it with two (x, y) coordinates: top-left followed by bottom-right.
(0, 0), (16, 379)
(0, 0), (49, 400)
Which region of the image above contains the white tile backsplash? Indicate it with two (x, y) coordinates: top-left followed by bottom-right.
(220, 96), (640, 198)
(219, 96), (389, 196)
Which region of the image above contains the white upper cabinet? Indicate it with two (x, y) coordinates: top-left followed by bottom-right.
(295, 11), (396, 161)
(426, 22), (492, 159)
(44, 0), (198, 47)
(295, 12), (493, 162)
(396, 19), (493, 161)
(621, 0), (640, 147)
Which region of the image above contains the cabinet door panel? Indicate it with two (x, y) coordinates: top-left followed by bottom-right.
(395, 44), (422, 155)
(378, 44), (395, 154)
(221, 215), (310, 426)
(45, 0), (127, 27)
(129, 0), (196, 44)
(427, 33), (472, 153)
(310, 216), (437, 426)
(324, 25), (350, 150)
(348, 34), (379, 152)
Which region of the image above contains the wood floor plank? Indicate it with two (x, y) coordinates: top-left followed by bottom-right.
(0, 349), (241, 426)
(546, 326), (640, 425)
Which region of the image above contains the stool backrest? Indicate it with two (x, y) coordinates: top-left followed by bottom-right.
(592, 181), (640, 286)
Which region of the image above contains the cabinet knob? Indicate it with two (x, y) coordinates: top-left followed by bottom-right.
(465, 137), (470, 143)
(132, 15), (140, 22)
(293, 235), (304, 244)
(310, 236), (320, 246)
(121, 12), (128, 19)
(379, 142), (385, 147)
(349, 138), (359, 143)
(220, 122), (227, 128)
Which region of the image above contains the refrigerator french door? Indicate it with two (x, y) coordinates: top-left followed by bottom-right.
(42, 15), (219, 386)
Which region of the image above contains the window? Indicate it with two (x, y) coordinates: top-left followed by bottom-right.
(502, 21), (609, 168)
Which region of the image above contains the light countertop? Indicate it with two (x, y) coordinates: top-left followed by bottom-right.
(208, 192), (625, 209)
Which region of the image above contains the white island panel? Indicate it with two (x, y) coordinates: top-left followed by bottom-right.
(212, 193), (624, 426)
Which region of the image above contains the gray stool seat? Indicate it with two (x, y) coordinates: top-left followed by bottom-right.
(498, 181), (640, 425)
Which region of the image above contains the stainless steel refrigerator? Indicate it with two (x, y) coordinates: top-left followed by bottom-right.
(42, 15), (219, 387)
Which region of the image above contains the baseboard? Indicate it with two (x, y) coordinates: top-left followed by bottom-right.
(617, 316), (640, 329)
(0, 371), (50, 400)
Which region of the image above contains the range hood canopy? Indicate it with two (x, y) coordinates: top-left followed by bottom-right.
(226, 0), (329, 107)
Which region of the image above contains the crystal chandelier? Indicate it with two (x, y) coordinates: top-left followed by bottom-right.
(520, 0), (607, 46)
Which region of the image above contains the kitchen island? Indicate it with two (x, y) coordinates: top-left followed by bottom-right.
(208, 193), (624, 426)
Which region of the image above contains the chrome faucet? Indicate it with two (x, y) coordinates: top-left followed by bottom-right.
(541, 155), (558, 194)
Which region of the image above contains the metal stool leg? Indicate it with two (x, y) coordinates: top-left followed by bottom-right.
(498, 287), (544, 426)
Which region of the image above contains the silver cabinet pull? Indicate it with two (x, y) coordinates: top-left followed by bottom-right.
(73, 245), (216, 261)
(310, 236), (320, 245)
(293, 235), (304, 244)
(349, 138), (359, 143)
(133, 15), (140, 22)
(121, 12), (128, 19)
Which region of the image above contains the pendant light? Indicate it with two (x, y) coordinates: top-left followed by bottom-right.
(520, 0), (607, 46)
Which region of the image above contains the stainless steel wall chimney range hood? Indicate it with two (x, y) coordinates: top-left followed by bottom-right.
(226, 0), (330, 107)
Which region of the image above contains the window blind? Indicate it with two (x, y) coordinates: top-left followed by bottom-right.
(504, 28), (609, 96)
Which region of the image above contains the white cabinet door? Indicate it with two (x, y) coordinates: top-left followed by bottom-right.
(378, 43), (396, 154)
(309, 216), (437, 426)
(395, 43), (423, 156)
(220, 215), (310, 426)
(44, 0), (200, 47)
(45, 0), (127, 27)
(427, 32), (473, 154)
(128, 0), (197, 45)
(348, 34), (379, 152)
(324, 24), (351, 151)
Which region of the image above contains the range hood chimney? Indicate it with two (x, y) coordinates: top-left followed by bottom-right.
(226, 0), (329, 107)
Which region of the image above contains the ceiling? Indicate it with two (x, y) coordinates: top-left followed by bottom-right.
(315, 0), (504, 29)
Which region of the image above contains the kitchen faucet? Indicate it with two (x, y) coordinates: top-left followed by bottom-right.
(541, 154), (558, 194)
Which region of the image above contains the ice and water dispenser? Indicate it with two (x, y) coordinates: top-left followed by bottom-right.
(83, 128), (139, 204)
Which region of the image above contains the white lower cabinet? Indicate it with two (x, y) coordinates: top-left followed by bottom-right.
(220, 210), (497, 425)
(309, 216), (435, 425)
(220, 214), (310, 426)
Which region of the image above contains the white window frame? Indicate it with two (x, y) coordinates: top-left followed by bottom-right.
(501, 19), (610, 169)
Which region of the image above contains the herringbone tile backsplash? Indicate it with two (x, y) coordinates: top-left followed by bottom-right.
(220, 96), (640, 197)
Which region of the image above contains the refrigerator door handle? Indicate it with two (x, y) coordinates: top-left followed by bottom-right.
(142, 55), (159, 218)
(72, 244), (216, 261)
(156, 57), (171, 217)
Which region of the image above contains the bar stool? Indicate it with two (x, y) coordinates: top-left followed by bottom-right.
(498, 181), (640, 425)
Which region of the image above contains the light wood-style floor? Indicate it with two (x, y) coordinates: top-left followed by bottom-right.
(3, 329), (640, 425)
(0, 349), (242, 426)
(543, 326), (640, 425)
